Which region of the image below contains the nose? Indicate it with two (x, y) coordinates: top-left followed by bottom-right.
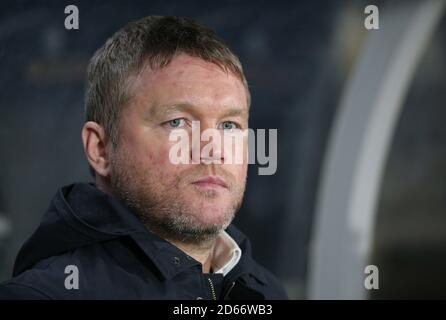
(190, 121), (225, 164)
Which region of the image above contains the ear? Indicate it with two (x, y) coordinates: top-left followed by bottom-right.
(82, 121), (112, 177)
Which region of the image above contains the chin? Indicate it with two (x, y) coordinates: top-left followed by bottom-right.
(188, 204), (233, 226)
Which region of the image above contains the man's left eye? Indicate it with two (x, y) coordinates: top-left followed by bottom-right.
(219, 121), (237, 130)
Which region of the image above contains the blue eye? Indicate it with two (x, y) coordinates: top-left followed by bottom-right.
(220, 121), (237, 130)
(168, 118), (185, 128)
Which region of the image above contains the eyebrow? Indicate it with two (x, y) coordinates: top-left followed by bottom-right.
(156, 103), (194, 116)
(221, 107), (249, 119)
(152, 102), (249, 120)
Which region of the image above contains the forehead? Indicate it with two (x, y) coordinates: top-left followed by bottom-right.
(130, 54), (248, 116)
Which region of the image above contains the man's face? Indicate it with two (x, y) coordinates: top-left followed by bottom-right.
(109, 54), (249, 243)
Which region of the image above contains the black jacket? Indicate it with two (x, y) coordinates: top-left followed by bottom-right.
(0, 183), (288, 300)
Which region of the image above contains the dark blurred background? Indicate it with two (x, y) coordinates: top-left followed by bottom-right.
(0, 0), (445, 299)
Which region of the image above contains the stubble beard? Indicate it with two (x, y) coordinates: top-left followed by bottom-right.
(109, 149), (246, 246)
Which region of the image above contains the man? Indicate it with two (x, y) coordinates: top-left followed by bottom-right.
(0, 16), (287, 299)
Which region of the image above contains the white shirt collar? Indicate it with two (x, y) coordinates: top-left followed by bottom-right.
(211, 230), (242, 276)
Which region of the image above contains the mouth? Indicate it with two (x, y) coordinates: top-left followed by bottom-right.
(191, 176), (228, 190)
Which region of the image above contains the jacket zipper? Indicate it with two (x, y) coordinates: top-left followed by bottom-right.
(207, 277), (217, 300)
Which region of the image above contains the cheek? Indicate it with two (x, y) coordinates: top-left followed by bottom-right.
(138, 135), (169, 165)
(142, 143), (184, 178)
(237, 165), (248, 181)
(225, 163), (248, 182)
(145, 149), (165, 167)
(118, 125), (184, 179)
